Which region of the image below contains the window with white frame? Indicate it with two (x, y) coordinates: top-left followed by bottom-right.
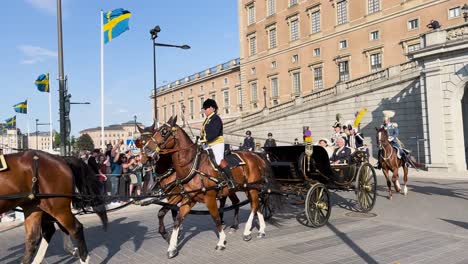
(247, 4), (255, 25)
(292, 54), (299, 63)
(313, 48), (321, 56)
(407, 43), (420, 53)
(248, 34), (257, 56)
(250, 82), (258, 102)
(311, 10), (321, 33)
(292, 71), (301, 94)
(337, 0), (348, 25)
(189, 99), (194, 114)
(370, 53), (382, 72)
(200, 97), (204, 117)
(290, 18), (299, 41)
(408, 18), (419, 30)
(370, 30), (379, 40)
(237, 87), (243, 107)
(368, 0), (380, 14)
(171, 104), (175, 116)
(314, 67), (323, 89)
(267, 0), (276, 16)
(180, 102), (184, 115)
(270, 77), (279, 98)
(163, 107), (167, 121)
(268, 26), (277, 48)
(289, 0), (297, 7)
(251, 67), (256, 74)
(338, 61), (349, 82)
(271, 61), (277, 68)
(449, 7), (461, 18)
(224, 77), (228, 85)
(339, 40), (348, 49)
(223, 90), (229, 107)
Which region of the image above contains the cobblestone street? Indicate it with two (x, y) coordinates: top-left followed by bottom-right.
(1, 173), (468, 264)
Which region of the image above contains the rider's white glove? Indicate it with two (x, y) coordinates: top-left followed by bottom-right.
(388, 136), (394, 142)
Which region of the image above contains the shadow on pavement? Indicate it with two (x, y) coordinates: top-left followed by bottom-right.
(440, 218), (468, 230)
(407, 184), (468, 201)
(326, 222), (379, 264)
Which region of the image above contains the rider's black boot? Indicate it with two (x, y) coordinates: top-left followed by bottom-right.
(220, 161), (236, 190)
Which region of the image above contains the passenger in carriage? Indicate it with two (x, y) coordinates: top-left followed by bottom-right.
(331, 121), (346, 146)
(348, 125), (364, 149)
(318, 138), (333, 158)
(330, 137), (352, 165)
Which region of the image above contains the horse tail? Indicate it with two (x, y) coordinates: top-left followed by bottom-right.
(63, 156), (108, 231)
(407, 155), (422, 170)
(256, 153), (284, 212)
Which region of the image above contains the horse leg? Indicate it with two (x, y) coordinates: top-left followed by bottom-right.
(167, 199), (194, 259)
(251, 190), (266, 238)
(204, 194), (227, 251)
(219, 196), (227, 226)
(53, 211), (89, 264)
(382, 169), (392, 200)
(392, 168), (401, 193)
(158, 206), (172, 243)
(31, 214), (57, 264)
(402, 165), (409, 195)
(229, 193), (240, 231)
(22, 210), (43, 264)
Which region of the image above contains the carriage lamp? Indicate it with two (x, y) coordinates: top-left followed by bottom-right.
(463, 4), (468, 22)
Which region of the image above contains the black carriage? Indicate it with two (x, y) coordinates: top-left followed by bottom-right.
(262, 144), (377, 227)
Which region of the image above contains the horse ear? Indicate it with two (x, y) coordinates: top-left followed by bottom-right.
(167, 116), (173, 124)
(375, 127), (379, 131)
(172, 116), (178, 126)
(137, 124), (145, 134)
(149, 120), (156, 132)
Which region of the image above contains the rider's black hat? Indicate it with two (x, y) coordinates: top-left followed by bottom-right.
(267, 132), (273, 137)
(246, 130), (252, 136)
(202, 99), (218, 110)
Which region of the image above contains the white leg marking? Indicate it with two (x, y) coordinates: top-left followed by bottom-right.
(80, 255), (90, 264)
(32, 238), (49, 264)
(217, 229), (226, 247)
(168, 227), (179, 251)
(257, 211), (266, 234)
(243, 211), (255, 236)
(403, 185), (408, 195)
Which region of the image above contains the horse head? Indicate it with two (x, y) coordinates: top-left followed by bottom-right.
(375, 127), (389, 149)
(136, 120), (162, 160)
(140, 116), (182, 158)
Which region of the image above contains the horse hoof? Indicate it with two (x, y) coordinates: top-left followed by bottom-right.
(403, 186), (408, 195)
(243, 234), (252, 241)
(257, 232), (266, 239)
(167, 249), (178, 259)
(230, 225), (238, 231)
(215, 243), (226, 251)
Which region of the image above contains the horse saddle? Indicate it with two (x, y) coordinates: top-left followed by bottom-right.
(0, 155), (8, 172)
(206, 148), (246, 171)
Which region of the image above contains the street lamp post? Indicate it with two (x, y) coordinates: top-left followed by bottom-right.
(35, 119), (51, 150)
(150, 25), (190, 121)
(463, 4), (468, 22)
(134, 115), (137, 133)
(263, 86), (267, 109)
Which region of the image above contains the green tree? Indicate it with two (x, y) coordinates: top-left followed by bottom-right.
(53, 133), (61, 149)
(76, 134), (94, 151)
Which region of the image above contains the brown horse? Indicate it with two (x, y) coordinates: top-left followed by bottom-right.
(138, 116), (280, 258)
(138, 125), (242, 243)
(0, 151), (108, 264)
(376, 127), (409, 199)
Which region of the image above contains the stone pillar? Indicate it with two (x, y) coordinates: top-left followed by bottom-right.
(423, 67), (449, 171)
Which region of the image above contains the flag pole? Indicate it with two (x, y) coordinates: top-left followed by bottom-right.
(100, 10), (105, 150)
(27, 98), (30, 149)
(49, 87), (53, 151)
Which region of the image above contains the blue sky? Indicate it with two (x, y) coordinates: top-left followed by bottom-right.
(0, 0), (239, 136)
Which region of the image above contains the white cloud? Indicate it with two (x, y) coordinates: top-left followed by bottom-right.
(18, 45), (57, 64)
(25, 0), (56, 14)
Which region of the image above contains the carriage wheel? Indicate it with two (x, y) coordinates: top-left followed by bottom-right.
(260, 193), (273, 220)
(355, 163), (377, 213)
(305, 183), (331, 228)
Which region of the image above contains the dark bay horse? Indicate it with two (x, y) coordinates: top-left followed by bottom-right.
(0, 151), (108, 264)
(376, 127), (409, 199)
(139, 117), (280, 258)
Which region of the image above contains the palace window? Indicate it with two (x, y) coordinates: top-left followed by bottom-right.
(270, 77), (279, 98)
(237, 87), (243, 107)
(408, 18), (419, 30)
(251, 82), (258, 102)
(407, 43), (420, 53)
(248, 34), (257, 56)
(368, 0), (380, 14)
(163, 107), (167, 121)
(267, 0), (276, 16)
(449, 7), (461, 18)
(313, 48), (321, 56)
(268, 26), (277, 48)
(189, 99), (194, 114)
(311, 10), (321, 33)
(289, 18), (299, 41)
(337, 0), (348, 25)
(200, 96), (204, 118)
(292, 54), (299, 63)
(224, 77), (228, 85)
(370, 30), (379, 41)
(247, 4), (255, 25)
(339, 40), (348, 49)
(271, 61), (277, 68)
(171, 105), (175, 116)
(370, 53), (382, 72)
(338, 61), (350, 82)
(314, 67), (323, 90)
(292, 71), (301, 95)
(223, 90), (230, 110)
(289, 0), (297, 7)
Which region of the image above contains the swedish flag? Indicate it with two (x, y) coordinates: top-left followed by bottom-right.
(13, 100), (28, 114)
(35, 73), (49, 92)
(103, 8), (132, 44)
(5, 116), (16, 129)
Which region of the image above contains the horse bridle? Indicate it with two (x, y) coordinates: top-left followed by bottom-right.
(141, 125), (178, 159)
(378, 130), (393, 160)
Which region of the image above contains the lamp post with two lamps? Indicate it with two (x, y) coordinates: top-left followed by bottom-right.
(150, 25), (190, 121)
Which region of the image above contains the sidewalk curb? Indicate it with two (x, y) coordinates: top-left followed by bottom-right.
(0, 221), (24, 233)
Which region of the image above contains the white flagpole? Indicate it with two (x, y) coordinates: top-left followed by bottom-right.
(100, 10), (105, 150)
(27, 99), (30, 149)
(48, 88), (53, 151)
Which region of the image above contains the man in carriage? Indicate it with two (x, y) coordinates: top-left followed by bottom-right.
(330, 136), (352, 164)
(200, 98), (236, 189)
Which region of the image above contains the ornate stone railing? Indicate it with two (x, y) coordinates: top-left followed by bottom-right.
(446, 24), (468, 41)
(344, 68), (389, 89)
(303, 86), (336, 103)
(400, 60), (420, 73)
(269, 99), (295, 115)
